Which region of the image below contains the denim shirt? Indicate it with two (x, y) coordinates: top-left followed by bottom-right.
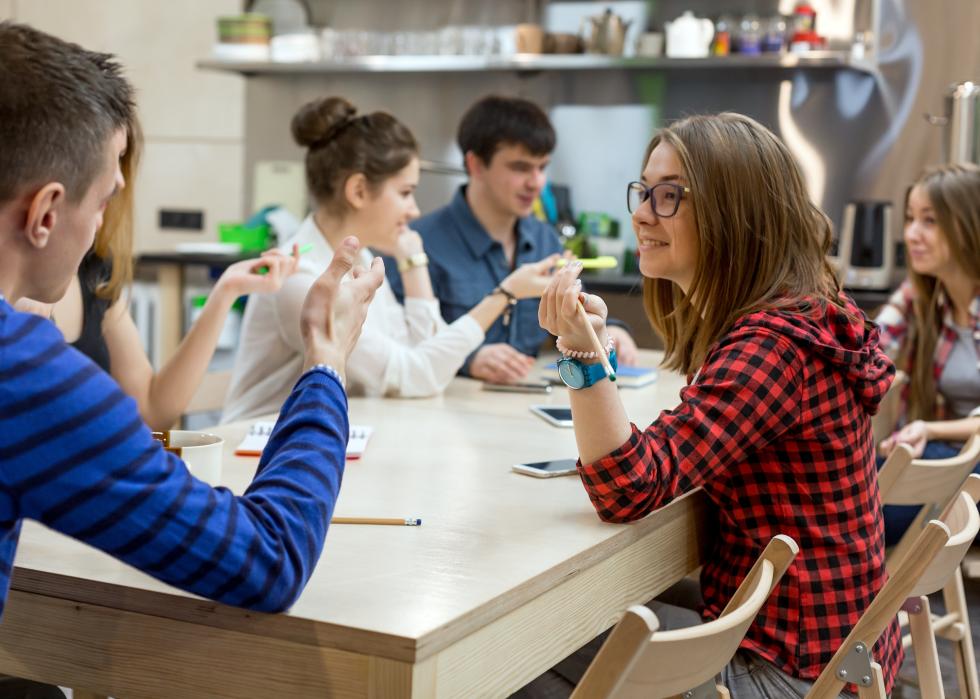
(386, 186), (563, 374)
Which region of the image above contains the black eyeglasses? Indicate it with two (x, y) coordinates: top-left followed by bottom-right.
(626, 181), (691, 218)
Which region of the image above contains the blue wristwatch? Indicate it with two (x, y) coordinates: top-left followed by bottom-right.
(557, 349), (618, 390)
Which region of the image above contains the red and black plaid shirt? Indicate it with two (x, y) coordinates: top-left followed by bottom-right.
(578, 296), (903, 692)
(876, 280), (980, 421)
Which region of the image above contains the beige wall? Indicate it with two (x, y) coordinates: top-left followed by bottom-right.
(10, 0), (245, 252)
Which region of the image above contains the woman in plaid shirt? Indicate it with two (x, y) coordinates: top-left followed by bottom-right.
(875, 163), (980, 543)
(536, 113), (902, 697)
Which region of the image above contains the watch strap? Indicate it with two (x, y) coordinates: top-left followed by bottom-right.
(397, 252), (429, 272)
(560, 349), (618, 389)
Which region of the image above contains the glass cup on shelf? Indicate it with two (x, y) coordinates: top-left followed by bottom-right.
(320, 27), (339, 60)
(735, 14), (762, 54)
(761, 16), (787, 52)
(439, 26), (463, 55)
(458, 26), (481, 55)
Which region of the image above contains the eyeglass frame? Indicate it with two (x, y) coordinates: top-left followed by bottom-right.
(626, 180), (692, 218)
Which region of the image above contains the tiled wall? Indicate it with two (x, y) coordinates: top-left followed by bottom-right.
(6, 0), (246, 253)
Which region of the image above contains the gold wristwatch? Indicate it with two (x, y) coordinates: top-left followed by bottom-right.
(397, 252), (429, 272)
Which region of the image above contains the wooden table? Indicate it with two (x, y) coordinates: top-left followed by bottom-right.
(0, 353), (711, 698)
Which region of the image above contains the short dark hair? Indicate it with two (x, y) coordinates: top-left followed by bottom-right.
(0, 22), (135, 203)
(457, 95), (555, 170)
(292, 96), (418, 215)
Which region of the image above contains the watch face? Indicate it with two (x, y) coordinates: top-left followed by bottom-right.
(557, 358), (586, 389)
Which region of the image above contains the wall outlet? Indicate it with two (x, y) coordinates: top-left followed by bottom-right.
(159, 209), (204, 231)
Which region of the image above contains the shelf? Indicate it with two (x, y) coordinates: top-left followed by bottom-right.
(197, 51), (875, 76)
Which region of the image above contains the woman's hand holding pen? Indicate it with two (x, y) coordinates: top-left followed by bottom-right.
(214, 244), (301, 299)
(501, 253), (562, 299)
(538, 261), (609, 354)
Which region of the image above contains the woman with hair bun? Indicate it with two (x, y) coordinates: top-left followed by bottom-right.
(223, 97), (557, 421)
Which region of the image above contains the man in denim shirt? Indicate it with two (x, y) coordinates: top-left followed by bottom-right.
(388, 96), (637, 383)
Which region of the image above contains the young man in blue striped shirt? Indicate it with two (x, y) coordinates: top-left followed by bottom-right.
(0, 23), (384, 696)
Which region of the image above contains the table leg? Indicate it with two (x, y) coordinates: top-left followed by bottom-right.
(156, 263), (183, 365)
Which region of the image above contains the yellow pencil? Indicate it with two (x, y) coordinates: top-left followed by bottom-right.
(332, 517), (422, 526)
(555, 256), (618, 269)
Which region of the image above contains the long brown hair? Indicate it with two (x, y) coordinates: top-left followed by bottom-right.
(92, 115), (142, 302)
(902, 163), (980, 420)
(291, 96), (417, 215)
(642, 113), (842, 375)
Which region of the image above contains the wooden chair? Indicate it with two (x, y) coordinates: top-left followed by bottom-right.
(571, 535), (799, 699)
(807, 475), (980, 699)
(879, 432), (980, 699)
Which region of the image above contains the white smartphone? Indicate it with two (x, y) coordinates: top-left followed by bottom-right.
(482, 380), (552, 394)
(512, 458), (578, 478)
(529, 405), (574, 427)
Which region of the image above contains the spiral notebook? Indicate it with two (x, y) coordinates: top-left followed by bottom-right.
(235, 420), (373, 460)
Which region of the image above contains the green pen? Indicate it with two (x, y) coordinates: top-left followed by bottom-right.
(555, 256), (618, 270)
(256, 243), (314, 275)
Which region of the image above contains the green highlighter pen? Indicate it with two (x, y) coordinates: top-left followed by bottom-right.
(555, 256), (618, 270)
(256, 243), (314, 275)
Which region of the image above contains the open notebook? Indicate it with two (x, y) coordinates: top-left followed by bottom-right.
(540, 363), (659, 389)
(235, 420), (373, 460)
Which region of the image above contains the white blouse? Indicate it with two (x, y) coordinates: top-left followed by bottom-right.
(222, 215), (484, 423)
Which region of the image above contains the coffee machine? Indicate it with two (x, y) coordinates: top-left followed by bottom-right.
(834, 200), (900, 290)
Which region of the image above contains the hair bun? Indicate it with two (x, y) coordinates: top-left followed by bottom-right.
(291, 97), (357, 148)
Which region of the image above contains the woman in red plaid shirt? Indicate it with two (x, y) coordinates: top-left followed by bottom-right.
(537, 113), (902, 697)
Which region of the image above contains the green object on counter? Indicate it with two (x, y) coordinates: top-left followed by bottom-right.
(563, 231), (597, 259)
(577, 212), (619, 238)
(219, 222), (270, 252)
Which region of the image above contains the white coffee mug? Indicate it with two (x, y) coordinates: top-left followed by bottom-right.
(163, 430), (224, 485)
(636, 32), (664, 57)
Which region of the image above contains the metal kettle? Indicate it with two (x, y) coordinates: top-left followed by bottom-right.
(925, 81), (980, 165)
(580, 9), (633, 56)
(834, 200), (899, 290)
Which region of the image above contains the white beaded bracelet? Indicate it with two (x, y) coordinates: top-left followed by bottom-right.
(556, 334), (615, 359)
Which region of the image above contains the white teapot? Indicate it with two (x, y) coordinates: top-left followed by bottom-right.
(665, 11), (714, 58)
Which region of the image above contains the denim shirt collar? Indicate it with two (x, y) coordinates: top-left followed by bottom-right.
(448, 186), (537, 262)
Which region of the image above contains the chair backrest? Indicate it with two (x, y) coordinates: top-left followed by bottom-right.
(881, 432), (980, 573)
(572, 535), (798, 699)
(872, 370), (908, 446)
(806, 475), (980, 699)
(909, 476), (980, 597)
(879, 432), (980, 506)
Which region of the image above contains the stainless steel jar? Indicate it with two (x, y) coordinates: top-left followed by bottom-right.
(944, 81), (980, 164)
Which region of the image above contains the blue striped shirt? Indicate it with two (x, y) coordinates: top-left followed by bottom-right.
(0, 298), (347, 614)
